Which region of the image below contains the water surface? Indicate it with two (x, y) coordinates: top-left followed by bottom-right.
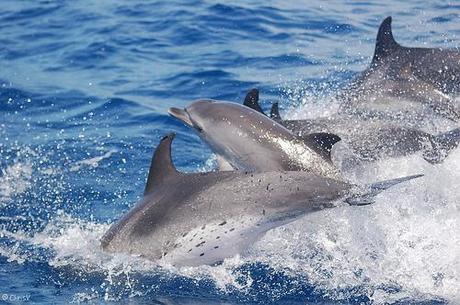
(1, 1), (459, 304)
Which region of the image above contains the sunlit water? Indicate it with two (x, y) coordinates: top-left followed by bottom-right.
(0, 1), (459, 304)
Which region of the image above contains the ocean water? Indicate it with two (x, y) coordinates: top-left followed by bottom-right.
(0, 1), (459, 304)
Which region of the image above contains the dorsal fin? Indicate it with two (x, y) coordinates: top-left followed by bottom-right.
(371, 16), (400, 66)
(301, 133), (341, 161)
(144, 133), (179, 195)
(243, 88), (264, 114)
(270, 102), (281, 120)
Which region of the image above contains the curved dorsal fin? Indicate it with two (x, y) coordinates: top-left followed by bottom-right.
(301, 133), (341, 161)
(243, 88), (264, 114)
(270, 102), (281, 120)
(144, 133), (179, 195)
(371, 16), (400, 66)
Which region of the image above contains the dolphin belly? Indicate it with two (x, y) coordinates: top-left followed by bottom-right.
(162, 211), (306, 267)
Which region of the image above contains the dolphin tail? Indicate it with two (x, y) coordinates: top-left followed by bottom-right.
(424, 128), (460, 164)
(346, 174), (423, 206)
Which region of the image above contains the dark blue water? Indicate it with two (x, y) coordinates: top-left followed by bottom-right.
(1, 1), (459, 304)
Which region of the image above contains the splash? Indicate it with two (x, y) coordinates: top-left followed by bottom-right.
(70, 149), (117, 172)
(1, 140), (458, 304)
(1, 88), (458, 304)
(0, 162), (33, 204)
(247, 93), (460, 304)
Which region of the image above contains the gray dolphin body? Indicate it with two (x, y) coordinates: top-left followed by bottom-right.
(368, 16), (460, 95)
(101, 134), (421, 266)
(169, 100), (342, 180)
(245, 91), (460, 163)
(278, 115), (460, 163)
(340, 16), (460, 122)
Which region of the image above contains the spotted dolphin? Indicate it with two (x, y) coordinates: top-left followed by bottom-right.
(275, 113), (460, 164)
(369, 16), (460, 95)
(169, 100), (343, 180)
(340, 16), (460, 121)
(101, 133), (421, 266)
(244, 90), (460, 164)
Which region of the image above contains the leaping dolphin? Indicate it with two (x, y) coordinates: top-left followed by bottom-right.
(169, 100), (343, 180)
(340, 16), (460, 122)
(101, 133), (422, 266)
(244, 89), (460, 164)
(370, 16), (460, 95)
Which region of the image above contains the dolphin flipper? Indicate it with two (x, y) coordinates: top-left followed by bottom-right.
(346, 174), (423, 206)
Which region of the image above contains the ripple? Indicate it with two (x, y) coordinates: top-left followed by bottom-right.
(1, 0), (460, 304)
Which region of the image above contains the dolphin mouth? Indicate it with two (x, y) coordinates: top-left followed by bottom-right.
(168, 107), (194, 127)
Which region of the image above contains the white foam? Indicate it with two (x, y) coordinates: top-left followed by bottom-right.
(157, 96), (460, 303)
(236, 97), (460, 303)
(1, 150), (458, 303)
(0, 145), (59, 204)
(0, 162), (33, 204)
(31, 211), (156, 271)
(1, 97), (459, 303)
(26, 212), (159, 301)
(70, 149), (117, 172)
(0, 242), (27, 264)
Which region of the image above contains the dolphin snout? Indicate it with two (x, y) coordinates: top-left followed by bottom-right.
(168, 107), (193, 127)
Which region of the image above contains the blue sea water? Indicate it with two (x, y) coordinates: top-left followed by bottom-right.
(1, 1), (459, 304)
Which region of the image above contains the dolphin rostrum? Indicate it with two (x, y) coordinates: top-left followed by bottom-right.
(101, 133), (422, 266)
(169, 100), (343, 180)
(244, 90), (460, 164)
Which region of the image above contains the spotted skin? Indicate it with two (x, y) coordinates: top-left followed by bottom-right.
(101, 134), (419, 266)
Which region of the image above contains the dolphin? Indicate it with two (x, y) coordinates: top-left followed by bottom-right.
(369, 16), (460, 95)
(168, 100), (343, 180)
(244, 90), (460, 163)
(278, 114), (460, 164)
(101, 133), (422, 266)
(339, 16), (460, 122)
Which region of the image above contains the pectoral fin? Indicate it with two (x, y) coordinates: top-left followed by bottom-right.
(346, 174), (423, 206)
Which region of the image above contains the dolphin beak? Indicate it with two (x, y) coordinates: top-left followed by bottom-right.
(168, 107), (193, 127)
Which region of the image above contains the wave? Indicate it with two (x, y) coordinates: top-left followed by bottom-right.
(0, 140), (458, 304)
